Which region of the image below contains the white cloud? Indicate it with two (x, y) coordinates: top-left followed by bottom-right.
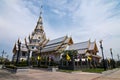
(43, 0), (120, 59)
(51, 9), (66, 18)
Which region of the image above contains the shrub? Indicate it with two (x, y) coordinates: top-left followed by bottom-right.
(5, 65), (17, 69)
(15, 62), (27, 67)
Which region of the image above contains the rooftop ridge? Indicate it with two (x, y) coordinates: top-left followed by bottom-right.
(46, 36), (67, 46)
(49, 36), (67, 41)
(73, 40), (90, 45)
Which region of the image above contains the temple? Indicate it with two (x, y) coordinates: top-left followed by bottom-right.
(12, 10), (74, 63)
(12, 6), (101, 68)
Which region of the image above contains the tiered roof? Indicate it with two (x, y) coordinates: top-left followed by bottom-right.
(42, 36), (73, 53)
(68, 40), (99, 55)
(69, 40), (90, 50)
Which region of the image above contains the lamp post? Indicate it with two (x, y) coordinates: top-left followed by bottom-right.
(16, 40), (21, 65)
(110, 48), (115, 68)
(99, 40), (106, 70)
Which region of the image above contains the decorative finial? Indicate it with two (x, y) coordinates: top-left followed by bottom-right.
(17, 38), (21, 44)
(40, 6), (42, 16)
(99, 40), (103, 44)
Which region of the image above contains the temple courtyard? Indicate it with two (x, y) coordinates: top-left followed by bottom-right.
(0, 68), (120, 80)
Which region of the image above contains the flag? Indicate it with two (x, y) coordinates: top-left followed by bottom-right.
(37, 56), (41, 60)
(88, 56), (92, 60)
(66, 53), (70, 61)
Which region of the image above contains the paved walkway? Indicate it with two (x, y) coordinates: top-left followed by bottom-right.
(0, 70), (18, 80)
(92, 68), (120, 80)
(16, 69), (101, 80)
(0, 68), (120, 80)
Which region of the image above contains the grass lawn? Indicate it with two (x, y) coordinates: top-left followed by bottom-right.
(82, 68), (104, 73)
(59, 68), (104, 73)
(58, 69), (83, 73)
(58, 69), (75, 73)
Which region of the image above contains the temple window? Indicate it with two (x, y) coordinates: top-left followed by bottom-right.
(32, 46), (34, 49)
(22, 52), (26, 56)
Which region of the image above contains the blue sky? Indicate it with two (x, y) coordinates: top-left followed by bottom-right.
(0, 0), (120, 60)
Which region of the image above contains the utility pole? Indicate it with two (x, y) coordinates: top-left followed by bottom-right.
(110, 48), (115, 68)
(99, 40), (106, 71)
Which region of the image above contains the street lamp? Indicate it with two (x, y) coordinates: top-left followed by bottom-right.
(110, 48), (115, 68)
(16, 39), (21, 65)
(99, 40), (106, 70)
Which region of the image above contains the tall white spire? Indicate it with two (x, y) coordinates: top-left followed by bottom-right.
(35, 5), (43, 31)
(30, 2), (47, 45)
